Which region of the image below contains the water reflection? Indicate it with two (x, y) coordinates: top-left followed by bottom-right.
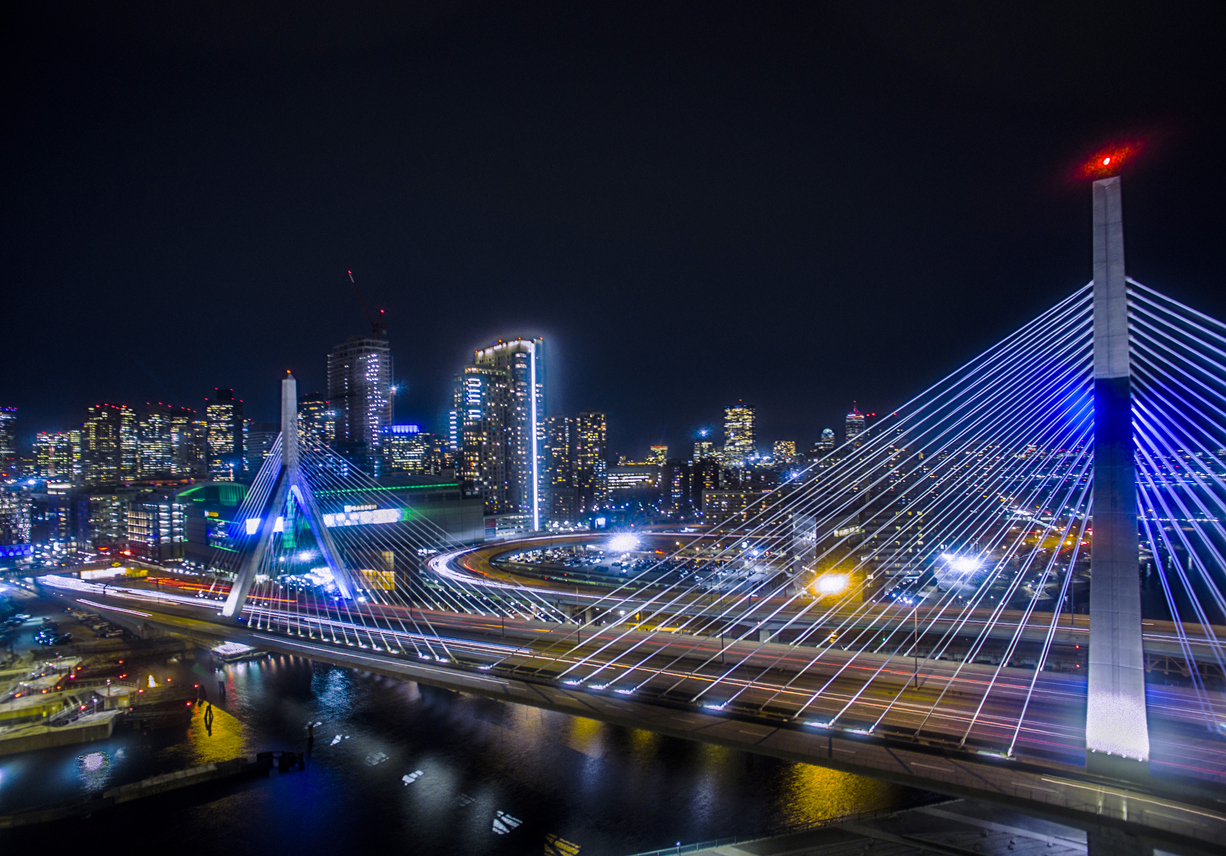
(2, 653), (920, 854)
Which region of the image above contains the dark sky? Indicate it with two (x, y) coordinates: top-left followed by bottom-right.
(4, 2), (1225, 457)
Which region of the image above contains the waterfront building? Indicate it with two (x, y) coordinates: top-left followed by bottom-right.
(205, 389), (245, 481)
(723, 404), (756, 467)
(83, 403), (138, 486)
(327, 336), (393, 473)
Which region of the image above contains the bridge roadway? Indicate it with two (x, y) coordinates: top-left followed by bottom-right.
(439, 538), (1226, 669)
(35, 576), (1226, 855)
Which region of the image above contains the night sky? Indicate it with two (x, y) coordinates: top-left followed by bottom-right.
(4, 2), (1225, 458)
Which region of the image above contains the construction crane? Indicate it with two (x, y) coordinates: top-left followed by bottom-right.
(347, 270), (387, 338)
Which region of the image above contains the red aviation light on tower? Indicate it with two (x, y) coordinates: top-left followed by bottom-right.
(1080, 141), (1143, 180)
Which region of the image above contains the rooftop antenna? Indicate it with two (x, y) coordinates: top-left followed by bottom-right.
(347, 269), (387, 338)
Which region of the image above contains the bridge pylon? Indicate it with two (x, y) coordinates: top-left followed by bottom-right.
(1086, 175), (1150, 774)
(221, 372), (358, 620)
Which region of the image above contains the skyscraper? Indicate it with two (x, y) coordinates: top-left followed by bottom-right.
(83, 403), (138, 486)
(34, 431), (76, 481)
(206, 389), (245, 481)
(773, 440), (797, 466)
(452, 364), (512, 514)
(693, 439), (715, 463)
(0, 408), (16, 473)
(544, 415), (578, 523)
(573, 411), (608, 514)
(845, 405), (866, 446)
(648, 445), (668, 466)
(298, 392), (336, 448)
(723, 403), (756, 467)
(327, 336), (393, 473)
(817, 428), (836, 455)
(139, 403), (199, 479)
(472, 338), (546, 529)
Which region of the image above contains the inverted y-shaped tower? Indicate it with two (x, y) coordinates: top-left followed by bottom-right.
(1086, 175), (1150, 771)
(222, 372), (356, 619)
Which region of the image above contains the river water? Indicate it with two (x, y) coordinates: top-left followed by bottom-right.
(1, 652), (921, 854)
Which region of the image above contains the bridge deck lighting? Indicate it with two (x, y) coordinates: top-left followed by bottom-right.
(614, 688), (635, 695)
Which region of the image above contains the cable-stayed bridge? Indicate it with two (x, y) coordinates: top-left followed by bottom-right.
(37, 177), (1226, 853)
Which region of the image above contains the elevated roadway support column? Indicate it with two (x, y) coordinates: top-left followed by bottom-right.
(1086, 175), (1150, 776)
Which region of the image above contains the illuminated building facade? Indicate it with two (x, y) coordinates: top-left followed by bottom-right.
(574, 411), (608, 513)
(452, 365), (512, 514)
(723, 404), (756, 467)
(773, 440), (797, 466)
(83, 403), (138, 486)
(472, 338), (546, 529)
(0, 486), (32, 566)
(139, 403), (199, 479)
(383, 425), (449, 476)
(127, 491), (186, 562)
(648, 445), (668, 466)
(818, 428), (836, 455)
(298, 392), (336, 448)
(327, 336), (393, 473)
(0, 407), (15, 473)
(35, 431), (79, 482)
(245, 422), (278, 474)
(206, 389), (245, 481)
(845, 406), (866, 445)
(543, 416), (578, 522)
(692, 440), (715, 463)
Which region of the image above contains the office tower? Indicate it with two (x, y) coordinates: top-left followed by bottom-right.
(328, 336), (393, 473)
(723, 403), (756, 467)
(472, 338), (546, 529)
(845, 405), (866, 445)
(0, 407), (15, 471)
(127, 491), (186, 561)
(382, 424), (445, 475)
(544, 416), (578, 523)
(773, 440), (797, 466)
(245, 421), (279, 473)
(35, 432), (75, 481)
(818, 428), (836, 455)
(574, 411), (608, 513)
(692, 440), (715, 463)
(452, 365), (512, 514)
(139, 403), (197, 479)
(298, 392), (336, 448)
(648, 445), (668, 466)
(82, 403), (138, 486)
(206, 389), (245, 481)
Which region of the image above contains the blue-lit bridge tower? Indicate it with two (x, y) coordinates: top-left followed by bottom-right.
(1086, 175), (1150, 773)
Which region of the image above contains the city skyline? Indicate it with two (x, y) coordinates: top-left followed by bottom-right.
(4, 5), (1223, 459)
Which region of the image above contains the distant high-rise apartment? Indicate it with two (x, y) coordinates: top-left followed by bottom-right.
(648, 445), (668, 466)
(845, 405), (866, 446)
(692, 439), (715, 463)
(723, 404), (756, 467)
(382, 425), (448, 476)
(206, 389), (245, 482)
(83, 403), (138, 485)
(472, 338), (546, 529)
(328, 336), (393, 473)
